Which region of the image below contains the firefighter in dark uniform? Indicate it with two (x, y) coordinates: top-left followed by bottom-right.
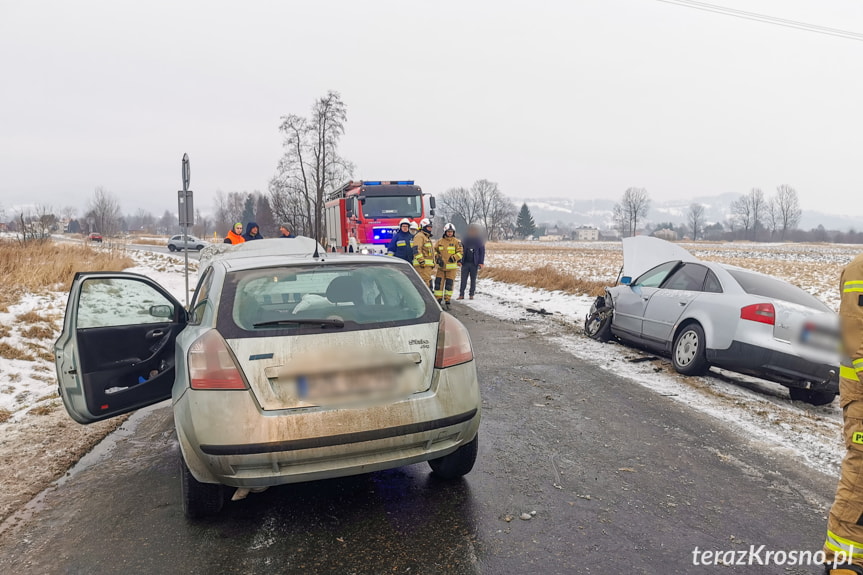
(386, 218), (415, 263)
(824, 252), (863, 574)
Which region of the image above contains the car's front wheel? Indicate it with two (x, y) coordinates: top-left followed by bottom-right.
(672, 323), (709, 376)
(196, 245), (204, 250)
(789, 387), (836, 406)
(168, 244), (177, 252)
(585, 296), (613, 342)
(179, 455), (224, 519)
(428, 434), (478, 479)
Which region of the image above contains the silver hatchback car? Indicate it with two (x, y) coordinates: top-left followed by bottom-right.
(55, 238), (481, 517)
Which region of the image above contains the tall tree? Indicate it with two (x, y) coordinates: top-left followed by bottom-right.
(241, 193), (256, 224)
(615, 187), (650, 237)
(687, 203), (705, 240)
(88, 187), (121, 237)
(439, 187), (480, 228)
(269, 91), (352, 239)
(732, 188), (766, 240)
(254, 193), (276, 237)
(774, 184), (802, 240)
(515, 203), (536, 239)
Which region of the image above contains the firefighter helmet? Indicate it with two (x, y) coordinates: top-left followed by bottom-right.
(420, 218), (431, 228)
(409, 221), (419, 230)
(444, 223), (456, 232)
(399, 218), (411, 227)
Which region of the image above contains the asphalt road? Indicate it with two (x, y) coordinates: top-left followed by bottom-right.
(0, 304), (838, 574)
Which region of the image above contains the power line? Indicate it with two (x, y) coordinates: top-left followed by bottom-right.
(655, 0), (863, 42)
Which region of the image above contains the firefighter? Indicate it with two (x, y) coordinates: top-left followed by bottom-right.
(386, 218), (414, 263)
(824, 251), (863, 574)
(412, 218), (435, 290)
(409, 221), (419, 236)
(434, 223), (463, 307)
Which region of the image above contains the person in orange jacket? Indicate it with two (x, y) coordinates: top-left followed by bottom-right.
(224, 223), (246, 245)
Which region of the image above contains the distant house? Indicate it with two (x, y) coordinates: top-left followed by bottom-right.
(653, 228), (678, 241)
(599, 229), (621, 240)
(538, 234), (564, 242)
(574, 227), (599, 241)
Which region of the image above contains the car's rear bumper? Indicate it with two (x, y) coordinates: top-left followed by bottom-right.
(173, 361), (481, 487)
(707, 341), (838, 391)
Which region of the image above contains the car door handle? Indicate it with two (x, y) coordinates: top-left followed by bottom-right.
(678, 301), (687, 306)
(146, 329), (165, 340)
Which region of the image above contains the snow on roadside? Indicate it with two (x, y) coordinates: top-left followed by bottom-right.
(463, 279), (844, 477)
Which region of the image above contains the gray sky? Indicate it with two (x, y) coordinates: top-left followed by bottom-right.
(1, 0), (862, 218)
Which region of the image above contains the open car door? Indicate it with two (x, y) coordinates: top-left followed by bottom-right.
(54, 272), (186, 424)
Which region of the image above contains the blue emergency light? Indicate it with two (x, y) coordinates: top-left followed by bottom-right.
(363, 180), (414, 186)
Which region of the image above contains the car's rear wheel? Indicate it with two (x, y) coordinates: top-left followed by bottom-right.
(196, 245), (204, 250)
(179, 455), (224, 519)
(672, 323), (709, 376)
(168, 244), (177, 252)
(429, 434), (478, 479)
(585, 296), (613, 342)
(789, 387), (836, 406)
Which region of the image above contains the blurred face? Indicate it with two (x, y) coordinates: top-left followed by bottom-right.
(400, 223), (409, 232)
(234, 224), (243, 234)
(251, 227), (258, 234)
(280, 226), (290, 235)
(446, 229), (454, 237)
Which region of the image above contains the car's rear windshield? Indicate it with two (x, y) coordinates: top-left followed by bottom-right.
(725, 269), (830, 312)
(217, 262), (439, 337)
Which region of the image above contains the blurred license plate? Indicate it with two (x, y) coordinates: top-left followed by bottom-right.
(799, 324), (838, 353)
(298, 368), (397, 402)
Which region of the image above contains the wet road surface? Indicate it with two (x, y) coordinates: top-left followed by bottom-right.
(0, 304), (838, 574)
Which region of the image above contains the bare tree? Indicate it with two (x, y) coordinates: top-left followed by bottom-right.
(439, 187), (480, 227)
(731, 188), (766, 240)
(88, 187), (121, 237)
(269, 91), (353, 240)
(774, 184), (802, 241)
(687, 203), (705, 240)
(765, 198), (778, 240)
(616, 187), (650, 237)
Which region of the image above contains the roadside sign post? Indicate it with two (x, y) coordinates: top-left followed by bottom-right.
(178, 153), (194, 307)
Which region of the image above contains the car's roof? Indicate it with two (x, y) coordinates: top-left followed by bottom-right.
(200, 237), (408, 271)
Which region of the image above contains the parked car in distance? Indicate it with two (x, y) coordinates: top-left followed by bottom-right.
(87, 233), (102, 243)
(585, 237), (840, 405)
(54, 238), (481, 518)
(167, 235), (206, 251)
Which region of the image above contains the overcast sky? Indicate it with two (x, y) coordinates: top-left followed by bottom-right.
(1, 0), (862, 219)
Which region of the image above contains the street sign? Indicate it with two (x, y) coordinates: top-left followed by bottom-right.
(181, 153), (190, 192)
(178, 190), (194, 227)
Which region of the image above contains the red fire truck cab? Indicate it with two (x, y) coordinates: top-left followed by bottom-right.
(324, 180), (436, 253)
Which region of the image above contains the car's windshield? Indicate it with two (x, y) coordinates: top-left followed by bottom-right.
(726, 268), (830, 312)
(362, 195), (422, 219)
(219, 263), (438, 336)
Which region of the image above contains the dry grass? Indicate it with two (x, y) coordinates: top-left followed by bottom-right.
(129, 237), (168, 246)
(0, 408), (10, 423)
(22, 324), (56, 340)
(28, 404), (56, 416)
(0, 343), (35, 362)
(483, 264), (609, 297)
(0, 239), (134, 310)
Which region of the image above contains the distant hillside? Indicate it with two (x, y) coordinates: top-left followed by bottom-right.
(519, 194), (863, 232)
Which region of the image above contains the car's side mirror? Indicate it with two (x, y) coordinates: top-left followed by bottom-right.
(620, 276), (632, 286)
(149, 305), (174, 319)
(429, 197), (436, 209)
(358, 195), (366, 205)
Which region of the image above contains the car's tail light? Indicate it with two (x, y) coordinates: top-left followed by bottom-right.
(435, 312), (474, 368)
(741, 303), (776, 325)
(188, 330), (247, 390)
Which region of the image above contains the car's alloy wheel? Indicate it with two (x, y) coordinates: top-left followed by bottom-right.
(585, 300), (613, 342)
(179, 455), (224, 519)
(672, 324), (709, 376)
(168, 245), (177, 252)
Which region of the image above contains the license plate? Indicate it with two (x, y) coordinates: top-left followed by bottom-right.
(298, 367), (398, 403)
(799, 324), (839, 353)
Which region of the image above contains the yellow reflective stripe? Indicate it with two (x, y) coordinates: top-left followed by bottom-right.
(425, 242), (433, 248)
(447, 246), (455, 253)
(841, 365), (860, 381)
(424, 259), (434, 265)
(446, 263), (458, 270)
(826, 531), (863, 558)
(397, 241), (406, 246)
(845, 287), (863, 293)
(845, 281), (863, 286)
(854, 358), (863, 368)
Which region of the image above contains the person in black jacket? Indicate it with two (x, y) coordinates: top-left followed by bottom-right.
(458, 224), (486, 300)
(242, 221), (264, 241)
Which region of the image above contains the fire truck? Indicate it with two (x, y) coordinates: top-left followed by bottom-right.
(324, 180), (436, 253)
